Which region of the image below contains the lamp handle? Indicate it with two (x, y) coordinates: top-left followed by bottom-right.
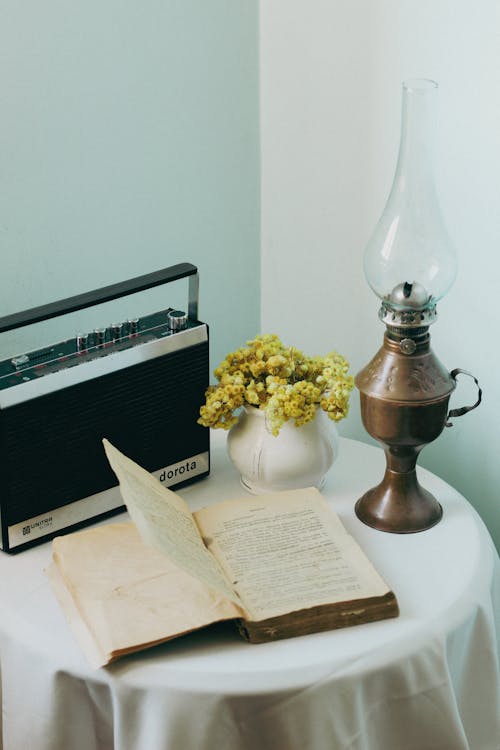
(445, 369), (482, 427)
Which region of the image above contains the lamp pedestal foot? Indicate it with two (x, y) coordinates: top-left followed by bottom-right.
(355, 446), (442, 534)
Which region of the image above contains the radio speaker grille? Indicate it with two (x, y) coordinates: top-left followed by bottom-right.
(1, 340), (209, 528)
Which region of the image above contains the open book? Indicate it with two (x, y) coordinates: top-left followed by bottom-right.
(47, 440), (399, 668)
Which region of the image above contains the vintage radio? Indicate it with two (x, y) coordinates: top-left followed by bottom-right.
(0, 262), (210, 552)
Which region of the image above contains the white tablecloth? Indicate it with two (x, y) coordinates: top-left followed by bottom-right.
(0, 436), (499, 750)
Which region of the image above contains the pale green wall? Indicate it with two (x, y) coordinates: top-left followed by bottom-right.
(0, 1), (260, 370)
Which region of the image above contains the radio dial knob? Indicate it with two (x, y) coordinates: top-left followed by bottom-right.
(127, 318), (139, 335)
(111, 322), (123, 340)
(167, 310), (188, 331)
(76, 332), (89, 352)
(94, 328), (106, 346)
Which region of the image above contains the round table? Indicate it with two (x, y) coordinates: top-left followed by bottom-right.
(0, 435), (499, 750)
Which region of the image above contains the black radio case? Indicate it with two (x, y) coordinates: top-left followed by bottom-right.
(0, 262), (209, 552)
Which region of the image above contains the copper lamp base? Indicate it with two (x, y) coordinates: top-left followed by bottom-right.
(355, 446), (442, 533)
(355, 329), (453, 534)
(355, 318), (482, 534)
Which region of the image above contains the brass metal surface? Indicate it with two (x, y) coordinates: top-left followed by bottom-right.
(355, 333), (455, 403)
(355, 332), (454, 533)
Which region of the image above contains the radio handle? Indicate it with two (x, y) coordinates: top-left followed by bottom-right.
(0, 262), (199, 334)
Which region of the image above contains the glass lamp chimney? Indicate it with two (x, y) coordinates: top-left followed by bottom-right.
(363, 79), (457, 324)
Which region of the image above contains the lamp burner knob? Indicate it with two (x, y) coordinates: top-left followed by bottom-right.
(400, 338), (417, 355)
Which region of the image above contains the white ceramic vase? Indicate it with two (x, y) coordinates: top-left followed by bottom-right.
(227, 405), (338, 494)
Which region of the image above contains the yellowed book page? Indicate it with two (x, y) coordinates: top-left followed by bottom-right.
(103, 439), (242, 606)
(193, 487), (390, 622)
(49, 523), (245, 668)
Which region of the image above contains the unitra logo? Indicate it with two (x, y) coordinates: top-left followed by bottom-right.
(22, 516), (53, 536)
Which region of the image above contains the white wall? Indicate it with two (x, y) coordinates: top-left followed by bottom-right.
(260, 1), (500, 547)
(0, 1), (260, 370)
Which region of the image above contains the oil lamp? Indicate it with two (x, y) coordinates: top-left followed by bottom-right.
(355, 79), (481, 533)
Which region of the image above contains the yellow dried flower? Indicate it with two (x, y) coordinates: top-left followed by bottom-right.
(198, 334), (354, 435)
